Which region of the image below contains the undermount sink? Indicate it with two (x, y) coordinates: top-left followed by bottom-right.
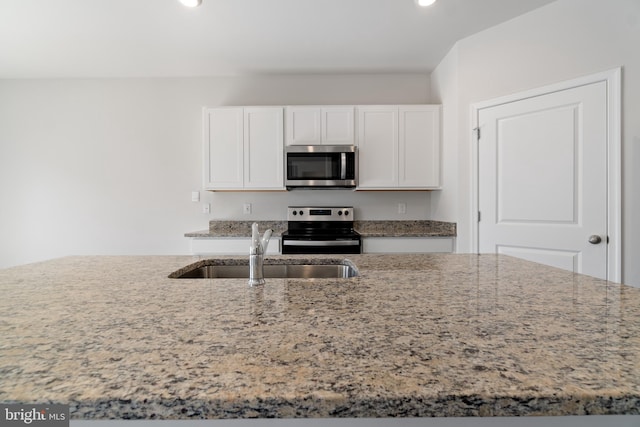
(169, 259), (359, 279)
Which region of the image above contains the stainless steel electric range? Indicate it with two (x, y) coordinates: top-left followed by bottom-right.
(281, 206), (362, 255)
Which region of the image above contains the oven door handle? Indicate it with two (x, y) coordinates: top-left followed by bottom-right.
(282, 240), (360, 247)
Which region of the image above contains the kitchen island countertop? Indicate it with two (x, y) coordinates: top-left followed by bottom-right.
(0, 254), (639, 420)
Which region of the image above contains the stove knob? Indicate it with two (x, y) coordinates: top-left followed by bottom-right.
(292, 210), (297, 216)
(299, 210), (304, 216)
(338, 210), (343, 216)
(344, 210), (350, 216)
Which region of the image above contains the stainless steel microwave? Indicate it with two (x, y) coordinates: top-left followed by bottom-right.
(285, 145), (357, 190)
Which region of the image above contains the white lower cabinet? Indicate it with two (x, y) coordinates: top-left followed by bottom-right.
(190, 237), (452, 255)
(362, 237), (454, 253)
(191, 238), (281, 255)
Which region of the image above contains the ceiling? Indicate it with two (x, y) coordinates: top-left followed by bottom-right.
(0, 0), (557, 78)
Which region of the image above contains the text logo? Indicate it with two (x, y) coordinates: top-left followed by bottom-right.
(1, 404), (69, 427)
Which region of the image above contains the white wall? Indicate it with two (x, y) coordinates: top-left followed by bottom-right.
(430, 0), (640, 286)
(207, 191), (432, 223)
(429, 44), (459, 226)
(0, 74), (430, 269)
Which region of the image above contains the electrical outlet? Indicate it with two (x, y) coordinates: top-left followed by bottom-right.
(243, 203), (252, 214)
(202, 203), (210, 214)
(398, 203), (407, 214)
(191, 191), (200, 202)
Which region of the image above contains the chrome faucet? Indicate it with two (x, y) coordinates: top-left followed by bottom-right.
(248, 223), (272, 286)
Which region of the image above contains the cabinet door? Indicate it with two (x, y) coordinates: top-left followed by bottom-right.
(244, 107), (284, 189)
(191, 237), (281, 255)
(362, 237), (454, 253)
(357, 106), (398, 189)
(322, 107), (355, 145)
(286, 106), (354, 145)
(399, 106), (441, 188)
(285, 107), (321, 145)
(204, 108), (244, 189)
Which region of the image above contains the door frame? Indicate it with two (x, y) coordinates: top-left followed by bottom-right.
(470, 68), (622, 282)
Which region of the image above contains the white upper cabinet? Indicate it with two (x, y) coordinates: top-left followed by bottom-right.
(243, 107), (284, 189)
(204, 107), (284, 191)
(203, 104), (439, 191)
(285, 107), (321, 145)
(399, 106), (441, 188)
(204, 108), (244, 189)
(286, 106), (354, 145)
(357, 106), (399, 188)
(357, 105), (441, 190)
(322, 107), (355, 145)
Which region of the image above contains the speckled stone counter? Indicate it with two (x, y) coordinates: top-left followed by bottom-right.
(1, 254), (639, 420)
(185, 220), (456, 238)
(354, 220), (456, 237)
(185, 221), (287, 238)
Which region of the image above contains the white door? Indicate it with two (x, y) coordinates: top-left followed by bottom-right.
(286, 106), (355, 145)
(399, 105), (441, 188)
(321, 107), (355, 145)
(285, 107), (321, 145)
(244, 107), (284, 190)
(357, 106), (399, 188)
(204, 108), (244, 189)
(478, 81), (608, 279)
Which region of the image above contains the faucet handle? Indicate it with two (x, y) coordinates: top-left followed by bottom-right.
(250, 222), (263, 254)
(251, 222), (260, 244)
(261, 229), (273, 254)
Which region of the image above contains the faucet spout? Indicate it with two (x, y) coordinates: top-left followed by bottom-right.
(248, 223), (272, 286)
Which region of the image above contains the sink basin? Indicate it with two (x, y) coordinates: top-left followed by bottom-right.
(170, 259), (359, 279)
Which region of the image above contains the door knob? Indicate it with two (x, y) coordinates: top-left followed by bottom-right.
(588, 235), (602, 244)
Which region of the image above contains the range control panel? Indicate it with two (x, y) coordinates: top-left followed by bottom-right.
(287, 207), (354, 221)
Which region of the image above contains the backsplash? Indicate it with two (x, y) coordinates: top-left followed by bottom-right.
(204, 191), (433, 220)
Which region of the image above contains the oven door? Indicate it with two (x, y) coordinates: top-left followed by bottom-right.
(281, 237), (361, 254)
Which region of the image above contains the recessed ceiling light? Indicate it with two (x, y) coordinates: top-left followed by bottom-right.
(179, 0), (202, 7)
(416, 0), (437, 6)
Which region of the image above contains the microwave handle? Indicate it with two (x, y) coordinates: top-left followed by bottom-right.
(340, 152), (347, 180)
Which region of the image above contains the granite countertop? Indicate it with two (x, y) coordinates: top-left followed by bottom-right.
(0, 254), (639, 420)
(185, 220), (456, 238)
(185, 221), (287, 238)
(354, 220), (455, 237)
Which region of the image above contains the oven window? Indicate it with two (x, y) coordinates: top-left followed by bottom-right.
(281, 242), (361, 255)
(287, 153), (339, 180)
(287, 152), (355, 180)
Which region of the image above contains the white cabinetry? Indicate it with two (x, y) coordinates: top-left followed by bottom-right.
(357, 106), (398, 188)
(204, 107), (284, 190)
(357, 105), (441, 190)
(362, 237), (454, 253)
(286, 106), (354, 145)
(202, 104), (439, 191)
(204, 108), (244, 188)
(243, 108), (284, 189)
(190, 237), (281, 255)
